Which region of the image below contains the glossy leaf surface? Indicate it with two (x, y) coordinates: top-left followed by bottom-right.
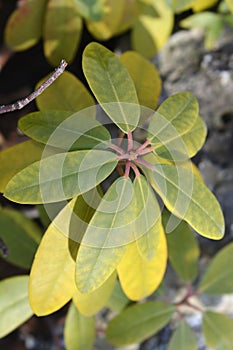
(117, 228), (167, 300)
(19, 110), (111, 150)
(73, 272), (116, 316)
(29, 218), (77, 316)
(83, 42), (140, 132)
(147, 92), (199, 160)
(202, 311), (233, 350)
(0, 276), (33, 338)
(164, 211), (200, 282)
(120, 50), (161, 112)
(4, 150), (117, 204)
(5, 0), (46, 50)
(132, 0), (173, 58)
(0, 207), (41, 269)
(198, 242), (233, 295)
(0, 140), (44, 193)
(106, 301), (175, 345)
(76, 177), (136, 293)
(168, 321), (197, 350)
(36, 71), (94, 112)
(133, 175), (163, 260)
(64, 302), (95, 350)
(44, 0), (82, 65)
(146, 163), (224, 240)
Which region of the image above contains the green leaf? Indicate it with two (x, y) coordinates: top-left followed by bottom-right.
(120, 50), (162, 119)
(133, 175), (163, 260)
(64, 302), (95, 350)
(202, 311), (233, 350)
(36, 71), (94, 112)
(192, 0), (219, 12)
(106, 280), (129, 313)
(19, 110), (111, 151)
(144, 163), (224, 240)
(198, 242), (233, 295)
(44, 0), (83, 66)
(169, 0), (195, 13)
(76, 177), (136, 293)
(168, 320), (197, 350)
(83, 42), (140, 132)
(73, 271), (116, 316)
(4, 150), (117, 204)
(0, 276), (33, 338)
(106, 301), (175, 346)
(163, 211), (200, 282)
(180, 12), (224, 49)
(132, 0), (174, 58)
(117, 228), (167, 300)
(29, 201), (78, 315)
(86, 0), (139, 40)
(75, 0), (104, 21)
(0, 140), (45, 193)
(147, 92), (199, 160)
(225, 0), (233, 13)
(0, 207), (42, 269)
(4, 0), (46, 51)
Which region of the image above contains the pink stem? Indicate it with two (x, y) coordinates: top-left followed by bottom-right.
(108, 142), (125, 155)
(127, 131), (133, 152)
(136, 146), (154, 156)
(135, 140), (150, 153)
(124, 160), (131, 178)
(135, 158), (155, 171)
(130, 163), (141, 178)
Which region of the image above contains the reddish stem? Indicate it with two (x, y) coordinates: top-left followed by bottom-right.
(116, 164), (125, 176)
(108, 142), (124, 155)
(124, 160), (131, 178)
(135, 139), (150, 153)
(127, 131), (133, 152)
(135, 158), (155, 171)
(130, 163), (141, 178)
(136, 146), (154, 156)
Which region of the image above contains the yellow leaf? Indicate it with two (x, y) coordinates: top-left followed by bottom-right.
(29, 199), (79, 315)
(192, 0), (219, 12)
(120, 51), (161, 111)
(132, 0), (174, 58)
(73, 272), (116, 316)
(117, 228), (167, 300)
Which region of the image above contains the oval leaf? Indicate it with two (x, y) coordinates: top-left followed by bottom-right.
(73, 272), (116, 316)
(133, 175), (163, 260)
(168, 321), (197, 350)
(29, 208), (78, 315)
(83, 42), (140, 132)
(131, 0), (173, 58)
(44, 0), (82, 65)
(36, 71), (94, 112)
(198, 242), (233, 295)
(19, 110), (111, 151)
(145, 163), (224, 240)
(106, 301), (175, 346)
(64, 302), (95, 350)
(4, 150), (117, 204)
(0, 140), (45, 193)
(202, 311), (233, 350)
(163, 211), (200, 282)
(0, 276), (33, 338)
(76, 177), (136, 293)
(120, 50), (162, 125)
(117, 228), (167, 300)
(147, 92), (199, 160)
(0, 207), (42, 269)
(4, 0), (46, 51)
(75, 0), (104, 21)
